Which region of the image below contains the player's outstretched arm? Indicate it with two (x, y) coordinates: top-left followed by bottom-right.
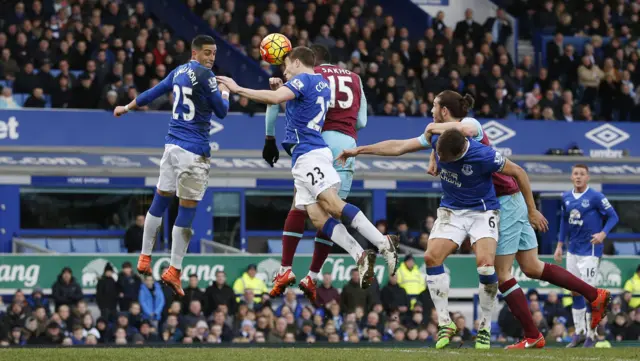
(426, 121), (478, 138)
(114, 70), (175, 117)
(556, 203), (568, 262)
(216, 76), (295, 105)
(500, 159), (549, 232)
(336, 138), (426, 165)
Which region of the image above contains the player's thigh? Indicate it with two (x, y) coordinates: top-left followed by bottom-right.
(576, 255), (600, 286)
(566, 252), (581, 278)
(323, 130), (357, 172)
(336, 170), (353, 199)
(174, 147), (210, 202)
(304, 202), (330, 230)
(156, 145), (178, 193)
(427, 208), (469, 256)
(496, 194), (524, 256)
(425, 237), (459, 266)
(292, 148), (341, 210)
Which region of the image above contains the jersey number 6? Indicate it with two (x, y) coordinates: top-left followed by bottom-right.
(306, 167), (325, 185)
(488, 216), (496, 229)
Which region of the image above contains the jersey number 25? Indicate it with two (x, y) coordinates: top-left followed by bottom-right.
(172, 85), (195, 121)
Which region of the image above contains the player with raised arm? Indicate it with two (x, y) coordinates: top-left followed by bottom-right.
(556, 164), (618, 348)
(260, 44), (384, 303)
(339, 90), (612, 349)
(113, 35), (230, 296)
(339, 121), (545, 349)
(216, 47), (398, 289)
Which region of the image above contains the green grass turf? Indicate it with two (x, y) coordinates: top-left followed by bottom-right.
(2, 347), (640, 361)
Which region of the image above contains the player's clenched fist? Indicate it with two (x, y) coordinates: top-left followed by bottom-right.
(269, 77), (283, 90)
(113, 106), (128, 117)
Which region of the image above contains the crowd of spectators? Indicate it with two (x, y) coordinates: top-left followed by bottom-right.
(0, 261), (638, 346)
(1, 0), (639, 121)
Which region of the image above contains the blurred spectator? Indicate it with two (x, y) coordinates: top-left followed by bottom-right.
(317, 273), (340, 307)
(395, 254), (426, 309)
(0, 86), (20, 109)
(232, 264), (268, 303)
(204, 271), (237, 317)
(139, 275), (165, 324)
(182, 274), (206, 315)
(624, 265), (640, 309)
(380, 274), (409, 314)
(340, 268), (368, 314)
(124, 215), (144, 253)
(51, 267), (83, 310)
(117, 261), (141, 311)
(23, 87), (46, 108)
(96, 262), (118, 322)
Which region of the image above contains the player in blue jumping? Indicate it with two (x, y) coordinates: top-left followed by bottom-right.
(216, 46), (398, 288)
(556, 164), (619, 347)
(113, 35), (230, 296)
(338, 127), (546, 349)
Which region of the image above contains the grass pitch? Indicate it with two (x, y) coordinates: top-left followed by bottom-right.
(1, 347), (640, 361)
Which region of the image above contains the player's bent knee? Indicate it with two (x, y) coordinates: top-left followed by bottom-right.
(520, 260), (544, 279)
(179, 199), (199, 208)
(317, 189), (345, 218)
(475, 257), (494, 268)
(424, 250), (444, 267)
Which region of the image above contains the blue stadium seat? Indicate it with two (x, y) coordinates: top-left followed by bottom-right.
(296, 239), (314, 254)
(22, 238), (47, 252)
(47, 238), (73, 253)
(44, 95), (51, 108)
(49, 69), (61, 77)
(614, 241), (638, 255)
(71, 238), (98, 253)
(0, 80), (7, 89)
(268, 239), (282, 254)
(14, 93), (28, 106)
(97, 238), (122, 253)
(70, 70), (82, 78)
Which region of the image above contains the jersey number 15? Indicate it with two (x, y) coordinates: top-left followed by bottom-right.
(327, 75), (353, 109)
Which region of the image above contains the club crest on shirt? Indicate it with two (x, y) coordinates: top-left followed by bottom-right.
(582, 199), (590, 208)
(208, 77), (218, 92)
(289, 78), (304, 90)
(461, 164), (473, 176)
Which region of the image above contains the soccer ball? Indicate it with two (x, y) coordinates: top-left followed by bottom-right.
(260, 33), (292, 65)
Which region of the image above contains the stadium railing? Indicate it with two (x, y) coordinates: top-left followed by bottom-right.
(200, 238), (243, 254)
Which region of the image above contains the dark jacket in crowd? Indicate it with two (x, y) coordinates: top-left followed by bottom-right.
(51, 268), (84, 308)
(96, 264), (119, 321)
(117, 271), (141, 311)
(204, 282), (237, 316)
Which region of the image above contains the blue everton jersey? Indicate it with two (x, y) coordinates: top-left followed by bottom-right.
(282, 73), (331, 165)
(560, 188), (619, 257)
(419, 134), (505, 211)
(136, 60), (229, 157)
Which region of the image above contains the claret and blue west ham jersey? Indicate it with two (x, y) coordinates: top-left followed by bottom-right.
(136, 60), (229, 157)
(418, 134), (506, 211)
(282, 72), (332, 165)
(559, 187), (619, 257)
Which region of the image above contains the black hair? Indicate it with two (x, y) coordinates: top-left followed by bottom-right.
(192, 35), (215, 50)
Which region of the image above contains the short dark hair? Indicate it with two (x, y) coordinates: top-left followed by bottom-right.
(310, 44), (331, 65)
(285, 46), (316, 67)
(436, 90), (474, 118)
(192, 35), (215, 50)
(436, 128), (468, 162)
(572, 164), (589, 173)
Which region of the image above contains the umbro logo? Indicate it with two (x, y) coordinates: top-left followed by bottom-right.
(482, 121), (516, 145)
(585, 124), (630, 149)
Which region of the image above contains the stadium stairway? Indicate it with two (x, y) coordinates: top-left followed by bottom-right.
(376, 0), (432, 42)
(142, 0), (269, 89)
